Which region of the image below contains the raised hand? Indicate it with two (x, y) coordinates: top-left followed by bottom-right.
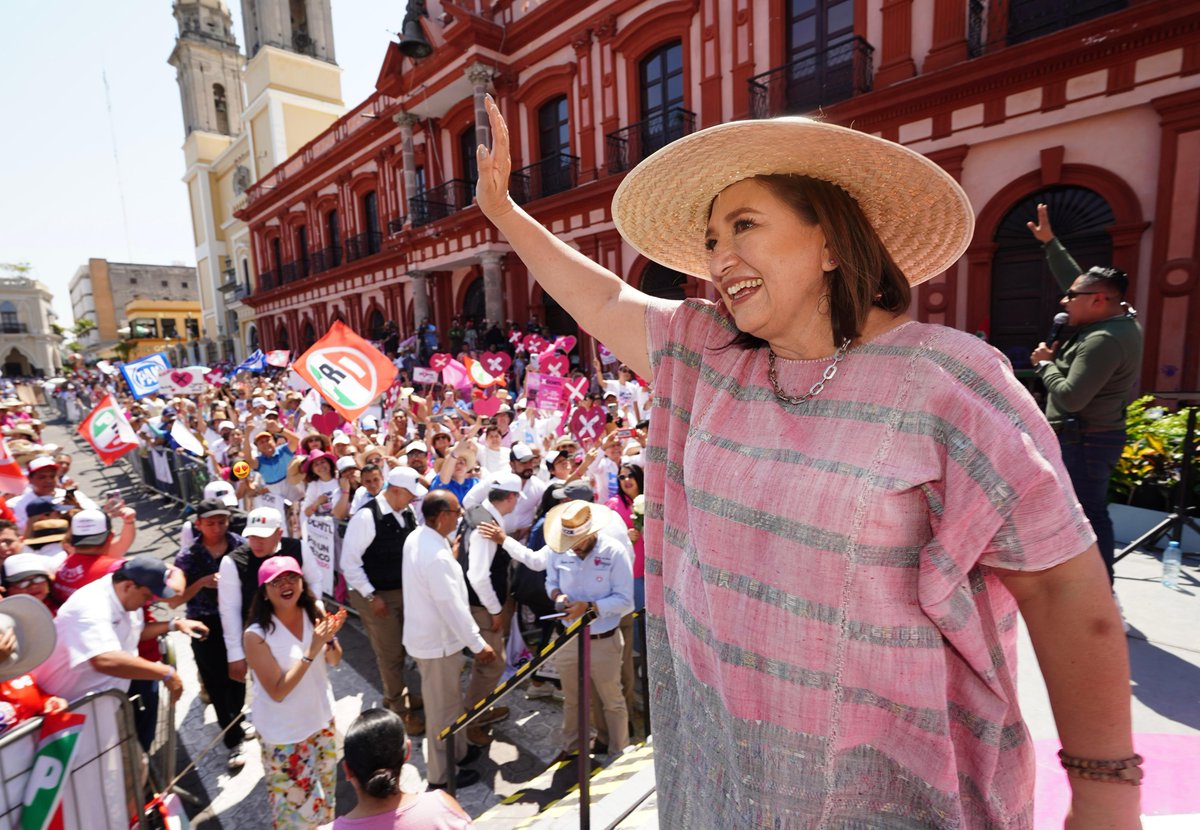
(475, 94), (515, 222)
(1026, 203), (1055, 243)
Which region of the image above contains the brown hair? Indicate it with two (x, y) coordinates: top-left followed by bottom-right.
(718, 174), (911, 350)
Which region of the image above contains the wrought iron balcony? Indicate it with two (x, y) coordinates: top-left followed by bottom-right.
(409, 180), (474, 228)
(256, 269), (279, 293)
(606, 108), (696, 175)
(309, 245), (343, 274)
(279, 258), (310, 285)
(749, 37), (874, 119)
(345, 231), (384, 262)
(1005, 0), (1127, 46)
(512, 153), (580, 204)
(387, 217), (408, 234)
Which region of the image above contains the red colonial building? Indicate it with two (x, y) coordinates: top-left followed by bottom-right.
(239, 0), (1200, 391)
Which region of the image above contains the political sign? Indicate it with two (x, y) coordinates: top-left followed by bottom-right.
(265, 350), (291, 368)
(0, 436), (28, 494)
(569, 405), (606, 445)
(20, 711), (86, 830)
(293, 321), (397, 422)
(119, 352), (171, 399)
(534, 374), (568, 411)
(305, 515), (337, 597)
(77, 394), (140, 464)
(157, 365), (208, 396)
(412, 366), (438, 385)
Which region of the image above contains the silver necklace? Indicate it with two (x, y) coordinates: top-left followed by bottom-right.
(767, 338), (853, 404)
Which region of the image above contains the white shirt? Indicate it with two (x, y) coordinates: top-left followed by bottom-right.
(401, 526), (487, 659)
(475, 442), (511, 475)
(466, 500), (507, 615)
(9, 486), (98, 533)
(461, 472), (546, 533)
(217, 542), (324, 662)
(246, 614), (334, 744)
(589, 456), (620, 503)
(340, 493), (417, 598)
(33, 575), (143, 700)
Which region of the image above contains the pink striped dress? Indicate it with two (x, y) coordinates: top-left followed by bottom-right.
(642, 300), (1093, 829)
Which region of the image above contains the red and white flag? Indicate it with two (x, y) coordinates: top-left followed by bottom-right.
(293, 321), (397, 422)
(0, 436), (28, 496)
(266, 350), (291, 368)
(77, 394), (139, 465)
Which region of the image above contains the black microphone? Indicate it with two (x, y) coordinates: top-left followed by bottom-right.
(1046, 312), (1068, 345)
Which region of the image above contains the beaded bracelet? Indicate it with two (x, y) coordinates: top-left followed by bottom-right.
(1058, 750), (1144, 785)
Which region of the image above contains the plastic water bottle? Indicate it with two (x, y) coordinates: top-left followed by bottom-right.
(1162, 540), (1182, 589)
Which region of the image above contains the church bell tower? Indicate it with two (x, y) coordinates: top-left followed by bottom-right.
(167, 0), (244, 137)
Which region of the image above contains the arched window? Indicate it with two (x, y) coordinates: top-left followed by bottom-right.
(0, 301), (17, 333)
(213, 84), (229, 134)
(639, 261), (689, 301)
(462, 278), (485, 325)
(459, 125), (479, 185)
(537, 96), (573, 197)
(639, 42), (685, 157)
(248, 324), (259, 352)
(301, 320), (316, 351)
(276, 323), (290, 350)
(361, 191), (380, 255)
(990, 186), (1114, 371)
(326, 208), (341, 268)
(368, 308), (385, 339)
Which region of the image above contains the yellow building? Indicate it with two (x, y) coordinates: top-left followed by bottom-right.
(121, 299), (205, 362)
(168, 0), (344, 363)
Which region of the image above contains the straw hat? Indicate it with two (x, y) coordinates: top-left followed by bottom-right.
(543, 500), (623, 553)
(0, 595), (56, 683)
(611, 116), (974, 287)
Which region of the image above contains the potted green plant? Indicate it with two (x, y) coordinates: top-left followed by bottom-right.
(1110, 395), (1200, 512)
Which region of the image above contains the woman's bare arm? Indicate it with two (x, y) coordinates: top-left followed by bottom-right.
(475, 95), (676, 379)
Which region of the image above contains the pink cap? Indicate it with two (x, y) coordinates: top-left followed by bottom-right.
(257, 556), (303, 587)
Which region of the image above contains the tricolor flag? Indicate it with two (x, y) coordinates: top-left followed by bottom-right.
(0, 435), (28, 495)
(20, 711), (86, 830)
(77, 394), (139, 465)
(293, 321), (397, 422)
(464, 356), (504, 388)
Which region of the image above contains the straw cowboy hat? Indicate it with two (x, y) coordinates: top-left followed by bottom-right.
(611, 116), (974, 287)
(0, 595), (56, 683)
(543, 500), (624, 553)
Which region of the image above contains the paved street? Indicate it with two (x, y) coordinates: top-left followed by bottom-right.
(44, 408), (1200, 828)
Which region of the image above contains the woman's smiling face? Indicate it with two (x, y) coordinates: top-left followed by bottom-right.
(706, 178), (835, 346)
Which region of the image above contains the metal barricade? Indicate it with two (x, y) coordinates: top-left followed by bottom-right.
(0, 690), (150, 830)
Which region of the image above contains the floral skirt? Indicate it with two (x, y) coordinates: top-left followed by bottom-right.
(261, 719), (337, 829)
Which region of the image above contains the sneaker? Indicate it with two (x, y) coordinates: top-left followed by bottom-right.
(226, 746), (245, 773)
(474, 706), (509, 726)
(525, 684), (563, 701)
(402, 711), (426, 737)
(241, 723), (257, 741)
(429, 768), (480, 790)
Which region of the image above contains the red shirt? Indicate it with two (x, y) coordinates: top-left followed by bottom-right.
(0, 675), (54, 732)
(51, 553), (123, 607)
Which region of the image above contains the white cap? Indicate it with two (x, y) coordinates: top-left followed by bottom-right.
(387, 466), (428, 497)
(332, 430), (351, 446)
(251, 397), (267, 408)
(404, 440), (428, 454)
(26, 456), (58, 474)
(4, 552), (52, 580)
(489, 472), (523, 494)
(336, 455), (359, 473)
(509, 443), (534, 462)
(203, 480), (238, 507)
(217, 420), (235, 432)
(244, 507), (283, 537)
(361, 415), (379, 431)
(69, 509), (112, 546)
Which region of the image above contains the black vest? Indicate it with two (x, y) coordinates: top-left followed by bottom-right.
(362, 500), (416, 591)
(229, 537), (304, 626)
(461, 506), (511, 610)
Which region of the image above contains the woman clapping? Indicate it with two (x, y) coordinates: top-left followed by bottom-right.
(244, 558), (347, 829)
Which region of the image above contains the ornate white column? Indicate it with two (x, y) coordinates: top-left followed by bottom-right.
(410, 270), (431, 332)
(480, 252), (504, 324)
(392, 110), (420, 224)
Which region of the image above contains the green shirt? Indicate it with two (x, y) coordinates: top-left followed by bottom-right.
(1034, 239), (1143, 431)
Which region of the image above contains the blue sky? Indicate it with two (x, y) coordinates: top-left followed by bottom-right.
(0, 1), (402, 325)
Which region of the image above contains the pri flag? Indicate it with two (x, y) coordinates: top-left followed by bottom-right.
(77, 394), (140, 464)
(119, 352), (171, 399)
(0, 435), (29, 495)
(266, 350), (291, 368)
(293, 321), (397, 422)
(20, 711), (87, 830)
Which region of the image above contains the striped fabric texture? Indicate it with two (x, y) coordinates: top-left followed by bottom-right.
(642, 300), (1094, 829)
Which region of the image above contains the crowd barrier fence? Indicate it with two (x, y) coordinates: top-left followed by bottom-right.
(0, 691), (149, 830)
